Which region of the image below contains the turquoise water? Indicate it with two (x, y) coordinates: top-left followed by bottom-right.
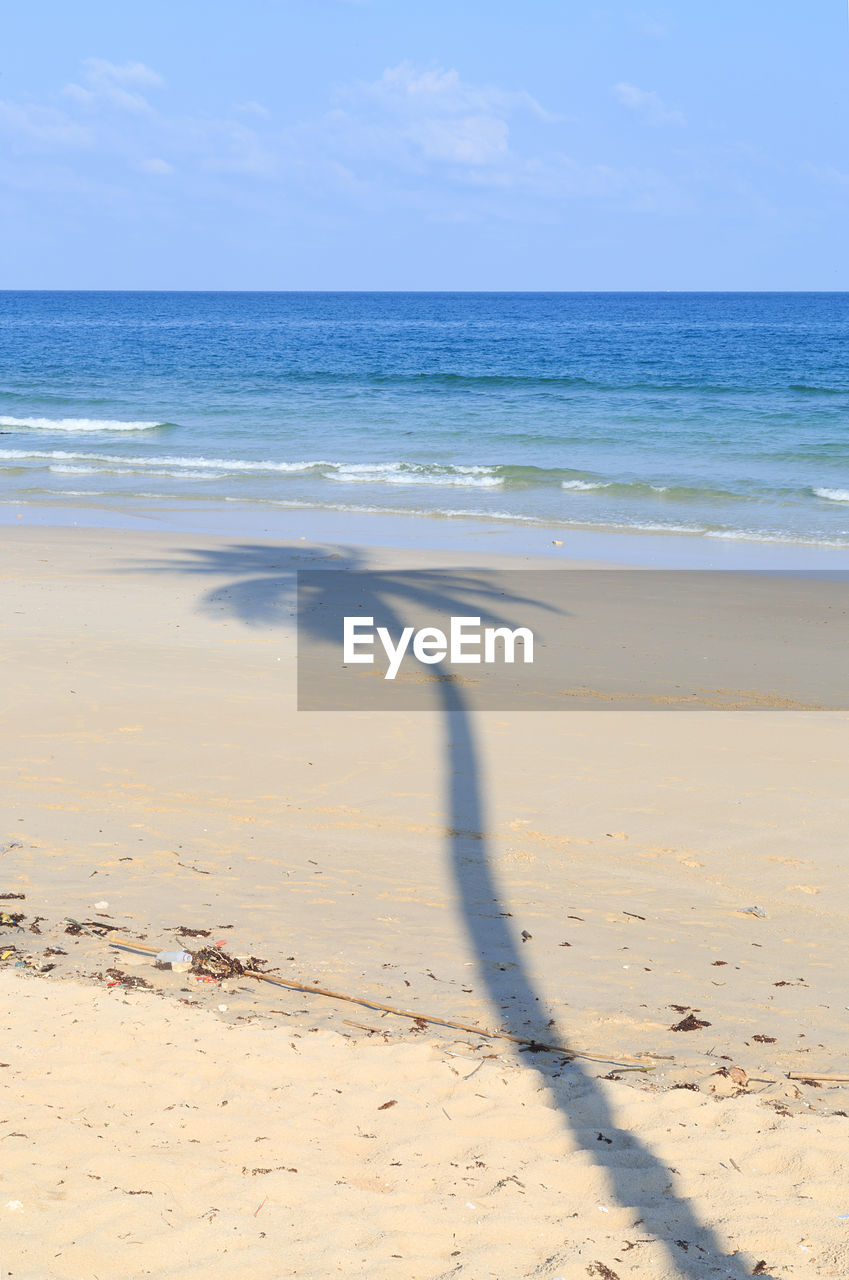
(1, 291), (848, 547)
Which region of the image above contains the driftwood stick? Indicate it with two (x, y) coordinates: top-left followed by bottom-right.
(787, 1072), (849, 1083)
(108, 936), (651, 1069)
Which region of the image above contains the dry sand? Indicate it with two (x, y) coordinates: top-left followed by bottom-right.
(1, 523), (849, 1279)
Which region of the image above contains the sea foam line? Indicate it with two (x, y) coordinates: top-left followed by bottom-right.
(0, 449), (506, 487)
(0, 416), (166, 432)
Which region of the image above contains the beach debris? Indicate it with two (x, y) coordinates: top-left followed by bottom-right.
(155, 950), (193, 973)
(378, 1099), (398, 1110)
(752, 1034), (776, 1043)
(105, 967), (151, 990)
(93, 901), (109, 910)
(176, 926), (211, 938)
(552, 540), (563, 546)
(0, 912), (24, 929)
(520, 931), (532, 942)
(670, 1014), (711, 1032)
(106, 933), (651, 1068)
(0, 893), (25, 901)
(705, 1066), (749, 1095)
(64, 918), (119, 937)
(4, 1201), (22, 1212)
(190, 947), (245, 980)
(586, 1264), (620, 1280)
(16, 955), (55, 974)
(739, 905), (767, 918)
(752, 1264), (770, 1276)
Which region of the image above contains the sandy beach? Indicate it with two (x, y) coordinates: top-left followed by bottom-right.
(2, 520), (849, 1279)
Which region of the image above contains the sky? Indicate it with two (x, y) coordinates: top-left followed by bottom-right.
(1, 0), (848, 289)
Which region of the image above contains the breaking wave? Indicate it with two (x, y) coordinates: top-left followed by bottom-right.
(0, 416), (167, 433)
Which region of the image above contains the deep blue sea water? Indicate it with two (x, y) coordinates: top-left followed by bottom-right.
(0, 291), (848, 547)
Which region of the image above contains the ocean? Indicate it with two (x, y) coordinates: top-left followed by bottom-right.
(1, 291), (848, 549)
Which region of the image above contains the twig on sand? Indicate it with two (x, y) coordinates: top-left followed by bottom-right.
(108, 935), (651, 1070)
(787, 1072), (849, 1083)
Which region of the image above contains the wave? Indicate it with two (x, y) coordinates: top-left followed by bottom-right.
(328, 462), (503, 488)
(1, 450), (506, 488)
(48, 463), (218, 481)
(561, 477), (753, 502)
(788, 384), (844, 396)
(0, 416), (167, 432)
(0, 449), (330, 473)
(190, 368), (849, 397)
(2, 448), (847, 514)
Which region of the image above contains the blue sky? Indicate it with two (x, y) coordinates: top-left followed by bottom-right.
(2, 1), (848, 289)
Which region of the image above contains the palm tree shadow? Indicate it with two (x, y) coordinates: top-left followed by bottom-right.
(139, 540), (776, 1280)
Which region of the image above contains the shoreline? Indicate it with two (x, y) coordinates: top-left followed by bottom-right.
(4, 495), (849, 569)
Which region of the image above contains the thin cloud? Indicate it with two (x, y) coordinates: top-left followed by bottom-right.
(66, 59), (164, 114)
(614, 81), (685, 126)
(0, 100), (92, 150)
(0, 54), (696, 227)
(137, 156), (173, 175)
(235, 100), (272, 119)
(348, 61), (555, 123)
(323, 62), (558, 177)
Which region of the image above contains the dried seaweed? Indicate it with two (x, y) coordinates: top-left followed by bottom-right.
(190, 947), (245, 980)
(670, 1014), (711, 1032)
(104, 967), (152, 990)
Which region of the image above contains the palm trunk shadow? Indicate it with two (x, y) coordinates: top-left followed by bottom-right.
(439, 674), (766, 1280)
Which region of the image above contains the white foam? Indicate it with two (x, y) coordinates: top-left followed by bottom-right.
(814, 487), (849, 503)
(0, 449), (329, 473)
(383, 472), (502, 488)
(1, 448), (506, 488)
(331, 462), (503, 488)
(49, 464), (216, 480)
(48, 465), (104, 475)
(0, 416), (164, 432)
(224, 496), (537, 522)
(561, 479), (610, 491)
